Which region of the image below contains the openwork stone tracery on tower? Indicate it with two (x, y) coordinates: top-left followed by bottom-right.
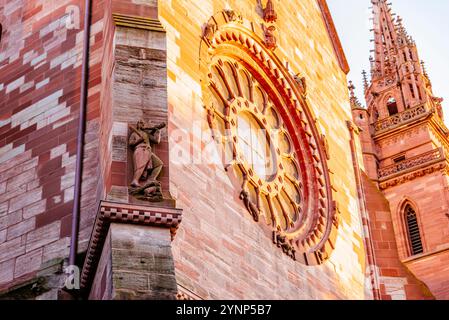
(200, 9), (339, 265)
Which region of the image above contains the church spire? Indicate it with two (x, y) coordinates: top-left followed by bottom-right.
(370, 0), (399, 80)
(365, 0), (441, 120)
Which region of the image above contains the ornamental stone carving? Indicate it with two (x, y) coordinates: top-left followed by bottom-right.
(262, 0), (277, 23)
(373, 103), (428, 134)
(262, 24), (277, 50)
(378, 148), (444, 179)
(128, 120), (166, 202)
(200, 10), (338, 265)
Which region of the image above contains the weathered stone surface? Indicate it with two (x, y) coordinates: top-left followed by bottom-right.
(148, 274), (177, 292)
(42, 237), (70, 262)
(7, 218), (36, 241)
(0, 260), (15, 285)
(1, 0), (446, 301)
(14, 248), (43, 278)
(25, 222), (61, 252)
(0, 237), (25, 263)
(113, 271), (149, 291)
(88, 223), (177, 300)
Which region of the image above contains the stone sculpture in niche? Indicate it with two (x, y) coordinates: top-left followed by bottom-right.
(129, 120), (166, 202)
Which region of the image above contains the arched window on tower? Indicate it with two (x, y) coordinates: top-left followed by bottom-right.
(404, 204), (424, 256)
(387, 97), (399, 116)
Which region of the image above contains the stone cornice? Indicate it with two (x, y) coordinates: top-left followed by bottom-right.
(80, 201), (182, 291)
(112, 13), (165, 33)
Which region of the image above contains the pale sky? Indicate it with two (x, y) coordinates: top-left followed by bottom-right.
(327, 0), (449, 111)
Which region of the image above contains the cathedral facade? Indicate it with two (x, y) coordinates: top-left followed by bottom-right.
(0, 0), (447, 300)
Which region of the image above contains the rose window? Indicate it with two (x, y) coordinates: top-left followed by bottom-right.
(201, 16), (338, 265)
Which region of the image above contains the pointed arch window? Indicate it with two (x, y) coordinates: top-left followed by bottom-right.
(387, 97), (398, 116)
(404, 204), (424, 256)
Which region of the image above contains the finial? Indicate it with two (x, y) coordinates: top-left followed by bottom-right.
(362, 70), (369, 91)
(348, 81), (363, 109)
(348, 81), (356, 97)
(421, 60), (428, 76)
(263, 0), (277, 23)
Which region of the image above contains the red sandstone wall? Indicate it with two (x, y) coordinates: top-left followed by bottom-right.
(163, 0), (369, 300)
(382, 172), (449, 299)
(0, 0), (106, 291)
(361, 173), (433, 300)
(0, 0), (162, 295)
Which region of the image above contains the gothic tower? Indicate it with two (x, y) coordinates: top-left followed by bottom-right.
(352, 0), (449, 299)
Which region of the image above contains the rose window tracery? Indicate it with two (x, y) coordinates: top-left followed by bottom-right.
(201, 10), (339, 265)
(208, 61), (304, 234)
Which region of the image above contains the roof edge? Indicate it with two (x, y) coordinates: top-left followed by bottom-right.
(316, 0), (350, 74)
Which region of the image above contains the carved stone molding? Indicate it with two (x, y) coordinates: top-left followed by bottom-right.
(373, 103), (430, 134)
(379, 160), (448, 190)
(378, 148), (445, 180)
(377, 124), (425, 147)
(80, 201), (182, 291)
(112, 13), (165, 33)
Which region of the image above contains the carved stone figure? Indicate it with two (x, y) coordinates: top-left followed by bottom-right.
(202, 23), (217, 44)
(263, 0), (277, 23)
(223, 9), (242, 23)
(129, 120), (166, 202)
(293, 74), (307, 96)
(262, 24), (277, 50)
(273, 232), (296, 260)
(240, 173), (260, 222)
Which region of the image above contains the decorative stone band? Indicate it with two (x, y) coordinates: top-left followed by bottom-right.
(378, 148), (447, 189)
(112, 13), (165, 33)
(373, 104), (430, 135)
(80, 201), (182, 291)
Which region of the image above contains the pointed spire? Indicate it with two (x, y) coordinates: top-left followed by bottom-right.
(348, 81), (363, 109)
(365, 1), (441, 124)
(395, 15), (414, 47)
(370, 0), (400, 80)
